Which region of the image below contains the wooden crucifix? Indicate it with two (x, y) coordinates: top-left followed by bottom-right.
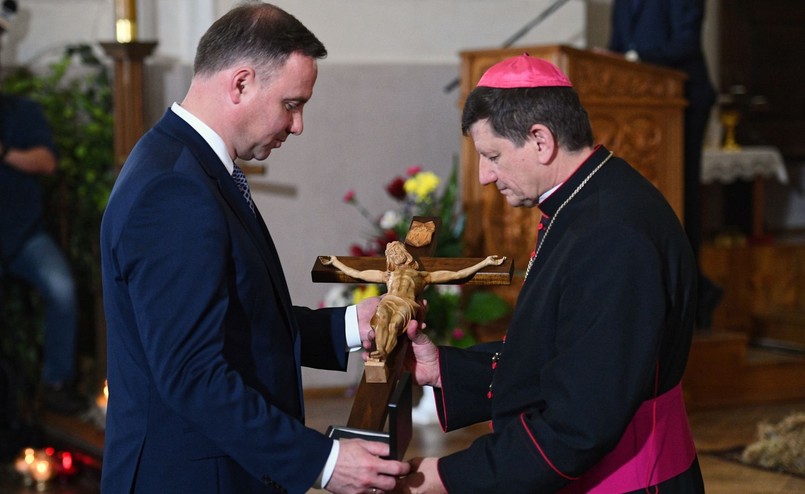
(311, 217), (513, 451)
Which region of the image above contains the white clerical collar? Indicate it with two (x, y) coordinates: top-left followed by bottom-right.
(539, 182), (563, 204)
(171, 102), (234, 175)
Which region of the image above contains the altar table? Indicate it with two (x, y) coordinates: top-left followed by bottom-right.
(701, 146), (788, 237)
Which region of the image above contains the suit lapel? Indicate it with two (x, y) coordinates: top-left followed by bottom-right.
(156, 111), (297, 333)
(252, 207), (296, 316)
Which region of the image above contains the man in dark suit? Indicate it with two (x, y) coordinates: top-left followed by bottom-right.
(395, 55), (705, 493)
(100, 3), (408, 493)
(607, 0), (723, 329)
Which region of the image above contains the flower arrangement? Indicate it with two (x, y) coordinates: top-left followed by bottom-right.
(328, 160), (510, 346)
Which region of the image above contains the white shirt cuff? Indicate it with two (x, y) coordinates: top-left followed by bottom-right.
(345, 305), (362, 351)
(319, 440), (339, 489)
(319, 307), (360, 487)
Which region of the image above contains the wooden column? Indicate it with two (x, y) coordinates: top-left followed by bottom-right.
(100, 41), (158, 171)
(94, 41), (156, 384)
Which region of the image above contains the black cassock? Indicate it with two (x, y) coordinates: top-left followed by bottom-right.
(433, 146), (705, 493)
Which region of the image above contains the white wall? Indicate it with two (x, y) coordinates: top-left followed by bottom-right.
(1, 1), (112, 66)
(248, 0), (587, 64)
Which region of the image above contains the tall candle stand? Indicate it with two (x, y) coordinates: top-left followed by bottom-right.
(101, 0), (157, 175)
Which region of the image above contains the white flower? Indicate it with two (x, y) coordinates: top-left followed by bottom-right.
(379, 209), (402, 229)
(321, 285), (353, 307)
(435, 284), (461, 296)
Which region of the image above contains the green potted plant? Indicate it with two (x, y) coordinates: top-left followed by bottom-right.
(1, 43), (114, 399)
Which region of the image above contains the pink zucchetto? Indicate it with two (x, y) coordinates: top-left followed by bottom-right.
(477, 53), (572, 89)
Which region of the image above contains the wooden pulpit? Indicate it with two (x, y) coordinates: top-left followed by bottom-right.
(458, 44), (687, 306)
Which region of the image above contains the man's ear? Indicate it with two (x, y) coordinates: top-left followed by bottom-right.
(230, 67), (256, 103)
(530, 124), (557, 164)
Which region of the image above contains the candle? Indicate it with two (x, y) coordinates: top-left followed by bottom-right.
(114, 0), (138, 43)
(96, 379), (109, 415)
(115, 0), (136, 19)
(31, 458), (52, 483)
(14, 457), (29, 476)
(16, 456), (34, 486)
(15, 447), (35, 475)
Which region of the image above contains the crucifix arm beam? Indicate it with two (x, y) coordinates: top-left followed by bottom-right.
(312, 256), (513, 286)
(319, 255), (386, 283)
(427, 255), (507, 284)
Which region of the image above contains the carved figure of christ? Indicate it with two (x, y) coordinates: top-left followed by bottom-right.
(312, 216), (512, 433)
(319, 241), (505, 381)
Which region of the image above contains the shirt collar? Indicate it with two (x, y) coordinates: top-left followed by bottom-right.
(538, 145), (602, 208)
(539, 183), (562, 204)
(171, 102), (234, 175)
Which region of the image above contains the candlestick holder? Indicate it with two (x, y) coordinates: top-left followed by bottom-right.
(720, 110), (742, 152)
(115, 0), (138, 42)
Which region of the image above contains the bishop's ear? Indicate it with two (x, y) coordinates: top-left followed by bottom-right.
(529, 124), (556, 159)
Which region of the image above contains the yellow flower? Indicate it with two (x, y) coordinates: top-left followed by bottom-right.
(404, 171), (440, 203)
(352, 284), (381, 304)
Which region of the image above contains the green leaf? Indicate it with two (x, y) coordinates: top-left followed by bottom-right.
(463, 290), (511, 324)
(1, 42), (114, 393)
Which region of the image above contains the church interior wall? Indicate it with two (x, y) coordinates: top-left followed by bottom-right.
(9, 0), (801, 388)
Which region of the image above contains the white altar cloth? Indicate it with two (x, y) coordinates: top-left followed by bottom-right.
(702, 146), (788, 184)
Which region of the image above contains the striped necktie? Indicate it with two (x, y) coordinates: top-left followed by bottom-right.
(231, 163), (256, 216)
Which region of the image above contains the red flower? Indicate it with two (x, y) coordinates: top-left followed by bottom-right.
(373, 230), (398, 252)
(350, 244), (369, 257)
(343, 190), (355, 203)
(383, 230), (399, 242)
(385, 176), (406, 200)
(406, 165), (423, 177)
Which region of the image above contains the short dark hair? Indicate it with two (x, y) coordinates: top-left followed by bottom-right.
(193, 2), (327, 79)
(461, 86), (594, 151)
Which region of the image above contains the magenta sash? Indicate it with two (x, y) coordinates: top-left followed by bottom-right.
(560, 384), (696, 493)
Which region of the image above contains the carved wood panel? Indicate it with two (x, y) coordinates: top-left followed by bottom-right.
(702, 243), (805, 336)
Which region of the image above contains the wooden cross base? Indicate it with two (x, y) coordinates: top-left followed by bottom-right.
(326, 371), (412, 460)
(365, 359), (389, 383)
(345, 329), (411, 431)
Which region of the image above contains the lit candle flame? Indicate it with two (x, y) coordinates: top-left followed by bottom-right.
(31, 458), (52, 482)
(97, 379), (109, 415)
(114, 0), (138, 42)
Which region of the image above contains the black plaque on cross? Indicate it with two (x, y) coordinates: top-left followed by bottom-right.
(312, 216), (513, 460)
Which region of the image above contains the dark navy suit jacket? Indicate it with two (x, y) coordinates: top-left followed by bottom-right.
(101, 109), (348, 494)
(608, 0), (716, 111)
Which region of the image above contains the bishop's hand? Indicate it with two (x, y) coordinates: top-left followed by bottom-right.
(403, 314), (441, 389)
